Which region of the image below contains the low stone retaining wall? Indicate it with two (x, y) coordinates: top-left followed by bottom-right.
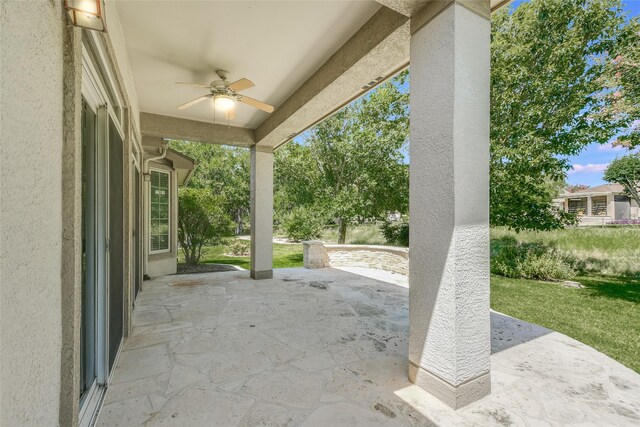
(302, 241), (408, 275)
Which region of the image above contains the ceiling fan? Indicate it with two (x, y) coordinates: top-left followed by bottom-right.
(176, 70), (274, 123)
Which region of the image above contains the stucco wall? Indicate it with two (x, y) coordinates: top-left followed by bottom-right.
(0, 1), (64, 424)
(148, 254), (178, 277)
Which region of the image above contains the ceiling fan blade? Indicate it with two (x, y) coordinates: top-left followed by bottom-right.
(239, 96), (275, 113)
(177, 95), (210, 110)
(175, 82), (211, 88)
(228, 78), (255, 92)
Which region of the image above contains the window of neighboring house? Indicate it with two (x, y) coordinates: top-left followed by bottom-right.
(591, 196), (608, 216)
(568, 198), (587, 216)
(150, 170), (170, 253)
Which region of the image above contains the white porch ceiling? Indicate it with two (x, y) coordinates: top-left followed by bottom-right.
(115, 1), (382, 130)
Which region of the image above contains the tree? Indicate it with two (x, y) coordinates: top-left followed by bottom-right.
(274, 71), (409, 243)
(170, 141), (250, 234)
(490, 0), (640, 231)
(603, 153), (640, 206)
(566, 184), (590, 193)
(177, 188), (233, 265)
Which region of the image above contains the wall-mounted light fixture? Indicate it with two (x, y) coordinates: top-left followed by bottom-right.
(64, 0), (106, 32)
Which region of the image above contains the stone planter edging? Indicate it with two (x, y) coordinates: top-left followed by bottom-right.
(302, 241), (408, 275)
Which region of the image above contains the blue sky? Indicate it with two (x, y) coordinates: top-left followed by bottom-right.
(511, 0), (640, 186)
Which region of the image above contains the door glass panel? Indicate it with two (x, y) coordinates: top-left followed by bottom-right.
(80, 100), (97, 404)
(108, 117), (124, 370)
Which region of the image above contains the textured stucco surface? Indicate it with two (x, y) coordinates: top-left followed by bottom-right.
(141, 112), (255, 147)
(0, 1), (64, 424)
(250, 147), (273, 277)
(408, 0), (491, 393)
(149, 256), (178, 278)
(59, 22), (83, 427)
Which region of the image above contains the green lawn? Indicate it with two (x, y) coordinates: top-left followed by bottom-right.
(178, 241), (303, 269)
(492, 274), (640, 373)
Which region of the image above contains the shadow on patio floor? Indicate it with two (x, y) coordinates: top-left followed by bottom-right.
(97, 268), (640, 426)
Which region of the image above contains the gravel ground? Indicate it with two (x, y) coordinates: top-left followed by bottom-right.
(177, 263), (242, 274)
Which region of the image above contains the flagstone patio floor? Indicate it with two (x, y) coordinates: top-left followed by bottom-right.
(97, 267), (640, 426)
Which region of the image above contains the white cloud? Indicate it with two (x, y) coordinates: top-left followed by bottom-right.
(597, 142), (625, 152)
(569, 163), (609, 174)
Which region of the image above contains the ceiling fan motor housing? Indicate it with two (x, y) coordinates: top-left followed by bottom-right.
(210, 80), (230, 92)
(215, 69), (230, 80)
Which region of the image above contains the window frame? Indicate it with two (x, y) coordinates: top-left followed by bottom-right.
(149, 168), (171, 254)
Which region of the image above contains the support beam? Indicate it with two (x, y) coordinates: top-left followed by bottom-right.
(375, 0), (509, 16)
(250, 145), (274, 279)
(375, 0), (429, 17)
(140, 112), (255, 147)
(255, 7), (409, 148)
(408, 0), (491, 409)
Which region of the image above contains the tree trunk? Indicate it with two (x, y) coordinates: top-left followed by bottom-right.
(185, 245), (198, 265)
(235, 209), (244, 235)
(338, 220), (347, 244)
(625, 178), (640, 208)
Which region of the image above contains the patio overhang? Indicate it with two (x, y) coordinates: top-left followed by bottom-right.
(377, 0), (511, 16)
(117, 0), (495, 411)
(141, 112), (255, 147)
(254, 6), (409, 148)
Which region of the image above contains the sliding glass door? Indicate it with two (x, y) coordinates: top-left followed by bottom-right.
(79, 99), (108, 424)
(79, 31), (128, 426)
(108, 117), (125, 371)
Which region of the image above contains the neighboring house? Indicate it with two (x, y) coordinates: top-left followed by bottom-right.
(555, 184), (639, 225)
(142, 139), (195, 277)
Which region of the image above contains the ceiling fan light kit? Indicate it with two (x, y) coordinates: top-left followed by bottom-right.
(214, 95), (235, 112)
(176, 69), (274, 124)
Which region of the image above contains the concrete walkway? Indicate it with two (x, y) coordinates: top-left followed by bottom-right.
(97, 268), (640, 426)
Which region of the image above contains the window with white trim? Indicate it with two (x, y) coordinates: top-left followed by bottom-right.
(150, 170), (170, 253)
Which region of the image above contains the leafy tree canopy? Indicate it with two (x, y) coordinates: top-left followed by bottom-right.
(490, 0), (640, 231)
(170, 141), (250, 234)
(566, 184), (591, 193)
(603, 153), (640, 205)
(275, 71), (409, 243)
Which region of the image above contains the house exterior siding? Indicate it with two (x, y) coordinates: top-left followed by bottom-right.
(1, 3), (65, 424)
(1, 2), (142, 425)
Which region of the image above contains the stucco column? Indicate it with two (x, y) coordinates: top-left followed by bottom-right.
(408, 0), (491, 409)
(250, 145), (274, 279)
(587, 195), (593, 216)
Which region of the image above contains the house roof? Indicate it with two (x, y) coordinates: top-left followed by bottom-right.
(565, 184), (624, 196)
(164, 149), (196, 186)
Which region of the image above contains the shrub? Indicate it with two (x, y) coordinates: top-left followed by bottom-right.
(490, 236), (578, 280)
(226, 240), (250, 256)
(281, 207), (325, 242)
(380, 218), (409, 247)
(178, 188), (234, 265)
